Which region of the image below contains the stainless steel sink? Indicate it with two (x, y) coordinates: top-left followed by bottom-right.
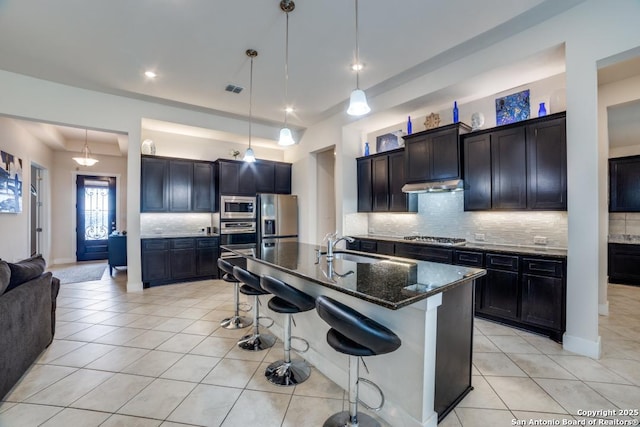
(330, 252), (383, 264)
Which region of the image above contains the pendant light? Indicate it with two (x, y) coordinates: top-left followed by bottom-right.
(347, 0), (370, 116)
(243, 49), (258, 163)
(278, 0), (296, 146)
(72, 129), (99, 167)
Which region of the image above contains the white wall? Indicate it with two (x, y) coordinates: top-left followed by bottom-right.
(0, 117), (54, 263)
(50, 151), (127, 265)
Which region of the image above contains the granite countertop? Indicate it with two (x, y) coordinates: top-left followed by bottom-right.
(354, 235), (568, 258)
(222, 242), (485, 310)
(608, 234), (640, 245)
(141, 233), (220, 239)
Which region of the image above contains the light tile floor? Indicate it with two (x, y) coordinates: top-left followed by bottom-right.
(1, 264), (639, 426)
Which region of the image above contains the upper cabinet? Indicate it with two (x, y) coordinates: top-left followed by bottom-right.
(462, 112), (567, 211)
(609, 155), (640, 212)
(404, 123), (471, 184)
(357, 148), (417, 213)
(141, 155), (216, 213)
(217, 159), (292, 196)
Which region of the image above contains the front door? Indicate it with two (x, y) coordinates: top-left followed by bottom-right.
(76, 175), (116, 261)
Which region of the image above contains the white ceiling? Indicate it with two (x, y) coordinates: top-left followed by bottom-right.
(5, 0), (636, 152)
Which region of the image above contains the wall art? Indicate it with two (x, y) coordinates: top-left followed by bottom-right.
(0, 150), (23, 213)
(495, 89), (530, 125)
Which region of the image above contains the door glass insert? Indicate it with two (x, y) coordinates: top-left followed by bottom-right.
(83, 179), (110, 240)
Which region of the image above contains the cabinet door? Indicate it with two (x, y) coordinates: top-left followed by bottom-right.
(480, 269), (519, 319)
(357, 158), (372, 212)
(463, 133), (492, 211)
(372, 156), (389, 211)
(274, 163), (292, 194)
(608, 243), (640, 285)
(254, 161), (275, 194)
(527, 117), (567, 210)
(238, 162), (256, 195)
(141, 157), (168, 212)
(609, 156), (640, 212)
(389, 150), (415, 212)
(141, 240), (171, 283)
(218, 161), (240, 195)
(405, 135), (431, 183)
(171, 246), (197, 279)
(168, 160), (193, 212)
(193, 162), (215, 212)
(491, 127), (526, 209)
(431, 128), (460, 180)
(521, 274), (563, 330)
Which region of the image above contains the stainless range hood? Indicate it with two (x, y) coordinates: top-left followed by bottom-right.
(401, 179), (464, 193)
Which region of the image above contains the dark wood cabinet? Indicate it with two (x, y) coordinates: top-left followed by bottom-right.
(356, 149), (416, 213)
(357, 157), (373, 212)
(609, 155), (640, 212)
(491, 127), (527, 209)
(142, 156), (216, 212)
(404, 124), (469, 184)
(168, 160), (193, 212)
(142, 236), (219, 286)
(193, 162), (215, 212)
(141, 157), (169, 212)
(527, 117), (567, 210)
(395, 243), (453, 264)
(481, 267), (519, 320)
(463, 133), (492, 211)
(608, 243), (640, 286)
(372, 156), (389, 211)
(217, 159), (292, 196)
(462, 113), (567, 211)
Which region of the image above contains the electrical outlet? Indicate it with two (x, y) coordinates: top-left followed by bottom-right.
(474, 233), (485, 242)
(534, 236), (548, 245)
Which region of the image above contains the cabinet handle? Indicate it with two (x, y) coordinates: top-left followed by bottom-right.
(459, 254), (478, 263)
(528, 263), (555, 273)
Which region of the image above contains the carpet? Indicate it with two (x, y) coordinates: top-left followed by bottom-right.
(55, 263), (107, 284)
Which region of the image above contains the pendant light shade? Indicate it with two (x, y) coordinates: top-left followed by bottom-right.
(278, 127), (295, 146)
(244, 49), (258, 163)
(346, 0), (370, 117)
(72, 130), (99, 167)
(347, 89), (371, 116)
(278, 0), (296, 146)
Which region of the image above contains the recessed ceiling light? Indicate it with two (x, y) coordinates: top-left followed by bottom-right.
(351, 63), (363, 71)
(144, 70), (157, 79)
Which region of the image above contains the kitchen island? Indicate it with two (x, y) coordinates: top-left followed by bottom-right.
(224, 241), (486, 427)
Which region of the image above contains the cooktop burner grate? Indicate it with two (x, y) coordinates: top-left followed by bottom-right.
(402, 236), (467, 246)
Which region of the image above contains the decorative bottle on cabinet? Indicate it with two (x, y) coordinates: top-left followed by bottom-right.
(407, 116), (412, 135)
(538, 102), (547, 117)
(364, 142), (370, 156)
(453, 101), (459, 123)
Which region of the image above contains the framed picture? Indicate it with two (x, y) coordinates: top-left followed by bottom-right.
(0, 150), (23, 213)
(495, 89), (530, 125)
(376, 132), (401, 153)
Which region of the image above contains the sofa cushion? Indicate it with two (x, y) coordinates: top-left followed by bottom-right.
(0, 261), (10, 295)
(6, 255), (46, 293)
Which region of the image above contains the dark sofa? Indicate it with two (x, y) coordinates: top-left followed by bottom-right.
(0, 256), (60, 400)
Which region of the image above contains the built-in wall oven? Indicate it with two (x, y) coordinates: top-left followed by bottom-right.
(220, 195), (256, 220)
(219, 220), (256, 268)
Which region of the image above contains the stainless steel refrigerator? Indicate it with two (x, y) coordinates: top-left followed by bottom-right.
(257, 193), (298, 246)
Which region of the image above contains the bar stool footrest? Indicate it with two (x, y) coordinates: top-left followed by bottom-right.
(357, 377), (385, 411)
(290, 335), (310, 353)
(258, 316), (275, 329)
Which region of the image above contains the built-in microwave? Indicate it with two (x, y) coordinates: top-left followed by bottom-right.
(220, 195), (256, 219)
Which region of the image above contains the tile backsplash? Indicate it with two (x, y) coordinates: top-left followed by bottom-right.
(360, 192), (568, 248)
(141, 213), (215, 236)
(609, 212), (640, 236)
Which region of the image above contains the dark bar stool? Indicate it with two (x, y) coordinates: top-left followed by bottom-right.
(260, 276), (315, 386)
(233, 266), (276, 351)
(217, 259), (252, 329)
(316, 295), (401, 427)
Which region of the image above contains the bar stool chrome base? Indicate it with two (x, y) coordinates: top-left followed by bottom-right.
(220, 314), (252, 330)
(238, 332), (276, 351)
(323, 411), (380, 427)
(265, 359), (311, 386)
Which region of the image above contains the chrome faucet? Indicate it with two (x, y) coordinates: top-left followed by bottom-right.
(324, 232), (355, 262)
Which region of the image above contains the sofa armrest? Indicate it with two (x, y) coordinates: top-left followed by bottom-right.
(51, 276), (60, 341)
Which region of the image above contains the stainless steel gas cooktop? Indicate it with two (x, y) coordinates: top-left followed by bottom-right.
(402, 236), (467, 246)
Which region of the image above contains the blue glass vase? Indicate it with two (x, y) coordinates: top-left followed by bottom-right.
(538, 102), (547, 117)
(364, 142), (370, 156)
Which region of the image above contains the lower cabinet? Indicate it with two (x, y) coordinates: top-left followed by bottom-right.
(608, 243), (640, 286)
(142, 237), (219, 287)
(479, 254), (519, 320)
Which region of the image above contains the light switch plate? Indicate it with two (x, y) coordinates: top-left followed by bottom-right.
(534, 236), (548, 245)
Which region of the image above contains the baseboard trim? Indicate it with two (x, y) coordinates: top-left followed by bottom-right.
(126, 280), (144, 292)
(52, 257), (76, 266)
(563, 333), (601, 359)
(598, 301), (609, 316)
